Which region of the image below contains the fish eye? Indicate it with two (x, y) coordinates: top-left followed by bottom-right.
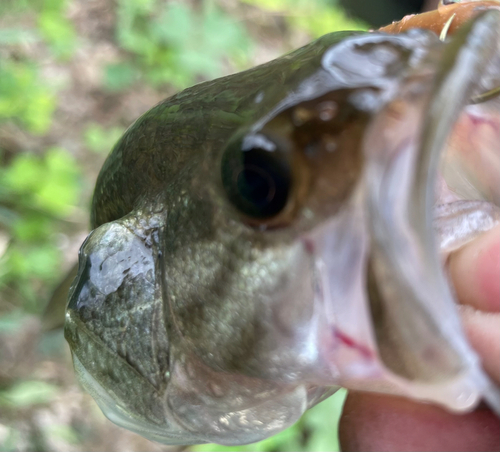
(221, 132), (292, 219)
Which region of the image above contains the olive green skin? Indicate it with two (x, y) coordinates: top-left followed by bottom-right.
(91, 32), (359, 229)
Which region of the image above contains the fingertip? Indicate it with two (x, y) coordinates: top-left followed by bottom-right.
(449, 226), (500, 312)
(339, 392), (500, 452)
(460, 307), (500, 383)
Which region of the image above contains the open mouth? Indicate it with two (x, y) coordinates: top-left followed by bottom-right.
(313, 9), (500, 416)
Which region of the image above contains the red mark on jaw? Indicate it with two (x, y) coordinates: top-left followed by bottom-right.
(303, 238), (315, 255)
(333, 328), (374, 360)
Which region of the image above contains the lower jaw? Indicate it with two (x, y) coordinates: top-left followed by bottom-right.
(339, 391), (500, 452)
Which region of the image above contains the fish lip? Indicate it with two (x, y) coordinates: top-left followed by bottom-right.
(309, 9), (500, 414)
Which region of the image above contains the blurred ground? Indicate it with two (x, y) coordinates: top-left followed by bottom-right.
(0, 1), (366, 451)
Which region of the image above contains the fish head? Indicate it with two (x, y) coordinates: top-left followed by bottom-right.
(65, 10), (500, 446)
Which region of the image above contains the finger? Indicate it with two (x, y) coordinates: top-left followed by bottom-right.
(339, 392), (500, 452)
(449, 226), (500, 312)
(460, 306), (500, 383)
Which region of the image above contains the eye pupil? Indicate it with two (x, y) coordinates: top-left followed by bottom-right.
(236, 165), (276, 206)
(221, 134), (291, 219)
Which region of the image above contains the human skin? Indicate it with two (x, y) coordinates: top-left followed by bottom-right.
(339, 225), (500, 452)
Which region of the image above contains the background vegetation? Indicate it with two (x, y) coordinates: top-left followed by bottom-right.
(0, 1), (364, 450)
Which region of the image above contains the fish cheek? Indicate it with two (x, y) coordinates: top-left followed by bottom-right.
(160, 188), (318, 377)
(161, 222), (267, 375)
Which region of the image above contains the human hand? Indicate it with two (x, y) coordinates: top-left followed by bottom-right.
(339, 226), (500, 452)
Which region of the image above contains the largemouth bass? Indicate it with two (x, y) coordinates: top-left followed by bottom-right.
(64, 6), (500, 446)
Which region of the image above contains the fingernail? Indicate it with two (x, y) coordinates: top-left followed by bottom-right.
(449, 226), (500, 312)
(460, 307), (500, 383)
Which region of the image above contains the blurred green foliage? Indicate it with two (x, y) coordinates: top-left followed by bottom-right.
(4, 149), (80, 216)
(0, 426), (20, 452)
(0, 0), (364, 450)
(0, 148), (81, 308)
(0, 0), (76, 59)
(0, 0), (80, 312)
(0, 380), (58, 408)
(110, 0), (253, 89)
(0, 60), (55, 134)
(0, 28), (38, 46)
(37, 0), (77, 60)
(84, 124), (126, 154)
(242, 0), (366, 36)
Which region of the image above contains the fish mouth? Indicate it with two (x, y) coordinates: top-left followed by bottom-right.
(312, 10), (500, 414)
